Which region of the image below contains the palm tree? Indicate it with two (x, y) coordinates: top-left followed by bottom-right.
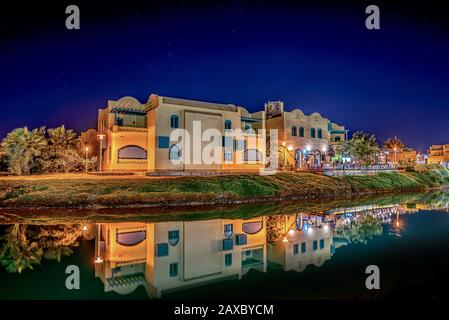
(47, 125), (79, 151)
(1, 127), (47, 175)
(383, 136), (405, 150)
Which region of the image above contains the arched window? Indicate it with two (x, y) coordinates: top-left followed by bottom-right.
(311, 128), (316, 138)
(224, 120), (232, 131)
(168, 230), (179, 246)
(318, 129), (323, 139)
(292, 126), (297, 136)
(243, 149), (263, 162)
(170, 115), (179, 128)
(169, 144), (181, 160)
(299, 127), (305, 137)
(118, 146), (147, 159)
(242, 221), (263, 234)
(117, 231), (146, 246)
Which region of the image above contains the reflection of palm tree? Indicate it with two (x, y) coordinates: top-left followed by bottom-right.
(0, 224), (83, 273)
(0, 224), (43, 273)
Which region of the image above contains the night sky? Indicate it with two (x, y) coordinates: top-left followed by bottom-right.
(1, 0), (448, 151)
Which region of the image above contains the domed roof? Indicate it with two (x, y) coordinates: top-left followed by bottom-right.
(112, 96), (145, 110)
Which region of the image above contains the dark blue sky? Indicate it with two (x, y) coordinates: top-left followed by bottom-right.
(1, 1), (448, 151)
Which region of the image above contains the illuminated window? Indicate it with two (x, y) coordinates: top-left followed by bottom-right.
(243, 149), (263, 162)
(169, 144), (181, 160)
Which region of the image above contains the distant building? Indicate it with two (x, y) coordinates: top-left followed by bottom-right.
(264, 101), (347, 169)
(380, 147), (417, 165)
(427, 144), (449, 164)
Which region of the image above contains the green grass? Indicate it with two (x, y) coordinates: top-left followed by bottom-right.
(1, 167), (449, 209)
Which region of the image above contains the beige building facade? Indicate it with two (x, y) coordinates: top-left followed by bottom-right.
(427, 144), (449, 164)
(97, 94), (265, 173)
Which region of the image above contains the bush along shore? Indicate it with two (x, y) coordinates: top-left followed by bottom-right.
(1, 165), (449, 209)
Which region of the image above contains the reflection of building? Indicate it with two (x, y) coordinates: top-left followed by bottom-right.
(264, 101), (347, 168)
(95, 95), (265, 172)
(94, 218), (267, 298)
(266, 214), (333, 271)
(427, 144), (449, 164)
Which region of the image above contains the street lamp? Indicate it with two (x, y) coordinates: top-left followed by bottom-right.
(282, 142), (286, 169)
(97, 134), (106, 173)
(85, 146), (89, 173)
(393, 147), (397, 165)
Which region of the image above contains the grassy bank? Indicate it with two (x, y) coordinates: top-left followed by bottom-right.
(1, 166), (449, 209)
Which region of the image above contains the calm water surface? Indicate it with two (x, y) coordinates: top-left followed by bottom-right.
(1, 192), (449, 300)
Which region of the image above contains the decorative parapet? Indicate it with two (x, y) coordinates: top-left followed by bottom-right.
(113, 125), (148, 133)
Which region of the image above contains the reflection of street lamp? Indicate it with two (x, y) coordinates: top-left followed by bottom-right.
(85, 146), (89, 173)
(97, 134), (106, 173)
(95, 224), (103, 264)
(393, 147), (397, 165)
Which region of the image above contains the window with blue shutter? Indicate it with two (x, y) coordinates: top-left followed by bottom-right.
(169, 263), (178, 277)
(225, 253), (232, 267)
(311, 128), (316, 138)
(320, 239), (325, 249)
(156, 243), (169, 257)
(170, 115), (179, 128)
(292, 126), (297, 136)
(158, 136), (170, 148)
(293, 243), (299, 255)
(313, 240), (318, 251)
(224, 120), (232, 131)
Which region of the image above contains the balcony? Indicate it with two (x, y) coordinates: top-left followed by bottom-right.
(113, 125), (148, 133)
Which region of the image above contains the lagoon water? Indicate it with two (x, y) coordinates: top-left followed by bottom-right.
(1, 192), (449, 300)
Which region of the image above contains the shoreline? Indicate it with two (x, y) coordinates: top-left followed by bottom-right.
(1, 168), (449, 210)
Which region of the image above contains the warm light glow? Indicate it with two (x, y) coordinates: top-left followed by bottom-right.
(394, 147), (397, 151)
(82, 225), (88, 232)
(282, 141), (286, 147)
(288, 229), (295, 235)
(323, 224), (329, 232)
(322, 145), (327, 153)
(282, 236), (288, 243)
(287, 145), (294, 151)
(94, 256), (104, 264)
(85, 147), (89, 152)
(98, 134), (106, 140)
(396, 220), (400, 227)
